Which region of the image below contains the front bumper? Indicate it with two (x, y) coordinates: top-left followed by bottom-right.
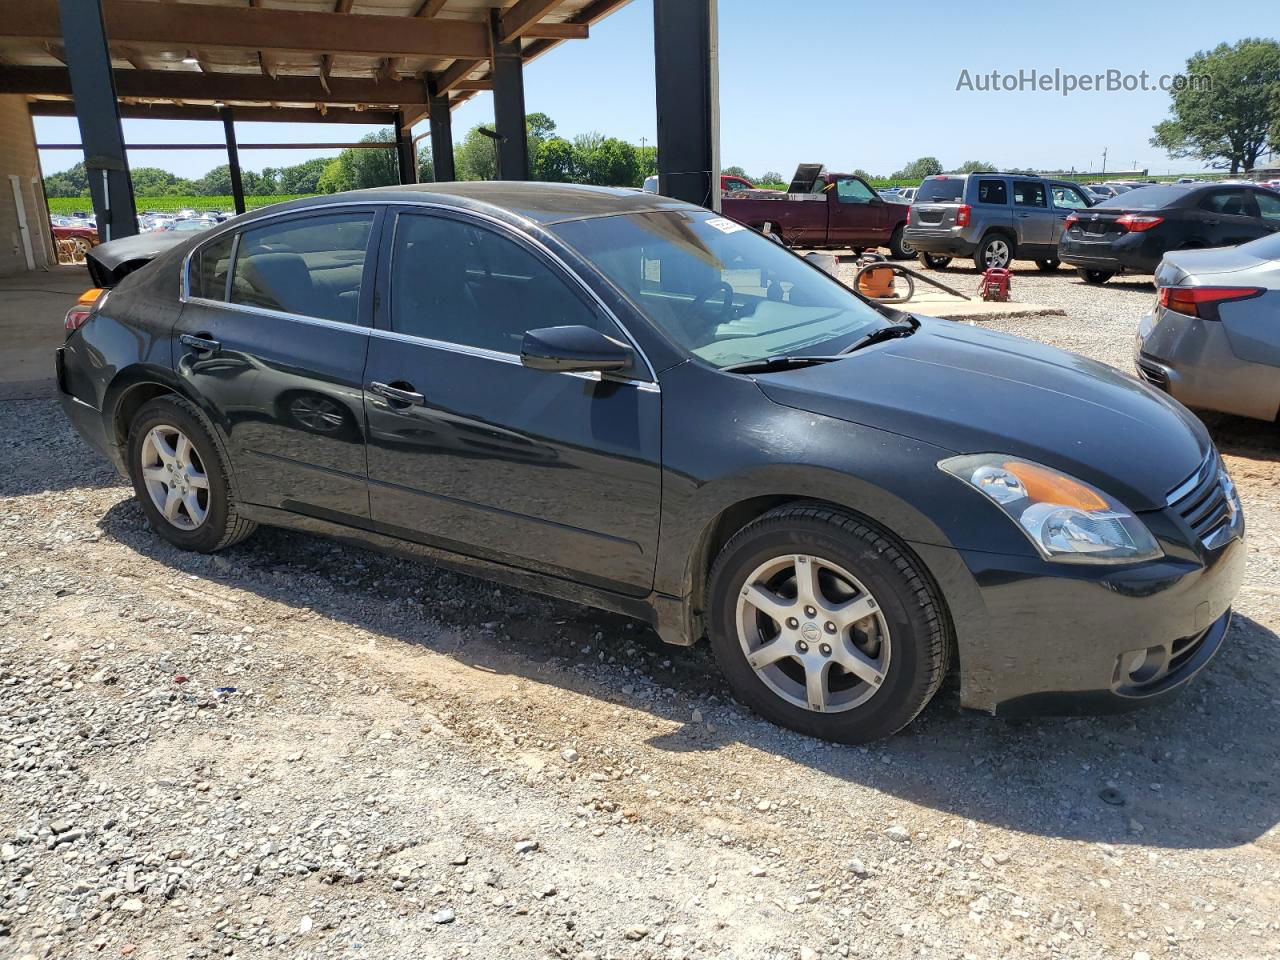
(914, 519), (1245, 717)
(1059, 232), (1164, 274)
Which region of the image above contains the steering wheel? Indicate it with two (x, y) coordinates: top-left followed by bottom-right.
(690, 280), (736, 336)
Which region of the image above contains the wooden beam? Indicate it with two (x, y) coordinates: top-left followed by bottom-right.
(432, 57), (482, 95)
(6, 0), (491, 60)
(1, 66), (428, 106)
(454, 79), (493, 91)
(400, 105), (428, 131)
(498, 0), (560, 41)
(28, 98), (400, 125)
(522, 22), (589, 40)
(411, 0), (449, 17)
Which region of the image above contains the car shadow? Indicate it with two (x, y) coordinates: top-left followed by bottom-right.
(0, 397), (125, 497)
(95, 496), (1280, 853)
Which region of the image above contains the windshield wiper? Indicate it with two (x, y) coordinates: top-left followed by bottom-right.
(721, 354), (844, 374)
(837, 318), (919, 354)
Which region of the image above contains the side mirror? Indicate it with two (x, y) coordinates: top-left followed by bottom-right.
(521, 325), (632, 374)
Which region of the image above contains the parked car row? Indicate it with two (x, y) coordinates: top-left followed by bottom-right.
(900, 174), (1280, 277)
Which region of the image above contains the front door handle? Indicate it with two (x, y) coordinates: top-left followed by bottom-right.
(180, 333), (221, 355)
(368, 380), (425, 406)
(1204, 218), (1220, 226)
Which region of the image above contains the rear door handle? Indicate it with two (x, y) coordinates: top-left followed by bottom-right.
(1205, 218), (1220, 226)
(368, 380), (425, 406)
(180, 333), (221, 355)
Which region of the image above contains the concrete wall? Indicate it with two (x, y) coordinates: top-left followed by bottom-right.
(0, 95), (55, 276)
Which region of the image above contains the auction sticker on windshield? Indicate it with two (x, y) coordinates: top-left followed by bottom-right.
(705, 217), (745, 234)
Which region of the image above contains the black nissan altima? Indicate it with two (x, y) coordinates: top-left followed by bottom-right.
(56, 183), (1245, 743)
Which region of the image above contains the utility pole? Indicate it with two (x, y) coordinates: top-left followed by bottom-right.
(1101, 147), (1108, 176)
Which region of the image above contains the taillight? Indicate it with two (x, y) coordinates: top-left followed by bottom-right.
(1063, 213), (1079, 229)
(1157, 285), (1263, 319)
(1116, 214), (1164, 232)
(64, 288), (103, 333)
(955, 204), (971, 227)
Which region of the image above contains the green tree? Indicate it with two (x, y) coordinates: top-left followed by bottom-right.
(722, 164), (749, 179)
(195, 165), (233, 196)
(455, 124), (499, 181)
(572, 133), (639, 186)
(43, 162), (90, 198)
(417, 143), (434, 183)
(758, 170), (783, 184)
(533, 136), (575, 182)
(1151, 38), (1280, 174)
(130, 167), (182, 196)
(890, 156), (943, 180)
(953, 159), (997, 174)
(313, 130), (400, 192)
(276, 157), (331, 194)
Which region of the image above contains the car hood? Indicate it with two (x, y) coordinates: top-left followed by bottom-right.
(753, 317), (1210, 511)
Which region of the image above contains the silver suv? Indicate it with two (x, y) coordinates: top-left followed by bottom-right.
(904, 174), (1095, 271)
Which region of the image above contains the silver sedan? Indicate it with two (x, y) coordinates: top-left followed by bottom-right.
(1136, 232), (1280, 421)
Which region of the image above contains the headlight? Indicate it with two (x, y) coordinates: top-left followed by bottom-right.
(939, 454), (1162, 564)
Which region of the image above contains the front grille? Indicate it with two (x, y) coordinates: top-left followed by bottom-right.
(1167, 454), (1234, 549)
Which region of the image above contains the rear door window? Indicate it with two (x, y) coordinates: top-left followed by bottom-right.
(1200, 189), (1250, 217)
(1013, 181), (1047, 207)
(229, 212), (376, 325)
(916, 178), (965, 203)
(977, 179), (1008, 205)
(189, 233), (234, 301)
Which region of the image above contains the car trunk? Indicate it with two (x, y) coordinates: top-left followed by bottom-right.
(85, 233), (185, 288)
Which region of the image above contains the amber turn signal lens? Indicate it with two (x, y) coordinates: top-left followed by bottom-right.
(1002, 460), (1108, 511)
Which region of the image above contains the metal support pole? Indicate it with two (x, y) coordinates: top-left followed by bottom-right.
(58, 0), (137, 239)
(490, 11), (529, 181)
(428, 85), (455, 182)
(394, 111), (417, 185)
(653, 0), (719, 210)
(220, 106), (246, 215)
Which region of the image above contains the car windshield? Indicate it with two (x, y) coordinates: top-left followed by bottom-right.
(916, 177), (966, 203)
(553, 210), (890, 369)
(1093, 185), (1187, 209)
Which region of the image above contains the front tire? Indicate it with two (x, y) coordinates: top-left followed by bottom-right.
(1035, 258), (1060, 272)
(1076, 268), (1114, 285)
(707, 505), (949, 743)
(126, 395), (257, 553)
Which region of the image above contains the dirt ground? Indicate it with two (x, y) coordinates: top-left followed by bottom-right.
(1, 262), (1278, 960)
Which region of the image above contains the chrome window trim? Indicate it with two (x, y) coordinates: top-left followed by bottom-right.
(368, 327), (659, 392)
(180, 198), (659, 384)
(182, 295), (368, 334)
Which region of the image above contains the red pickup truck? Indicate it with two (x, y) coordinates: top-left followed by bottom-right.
(721, 164), (912, 258)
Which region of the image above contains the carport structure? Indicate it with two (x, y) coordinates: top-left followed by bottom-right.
(0, 0), (719, 242)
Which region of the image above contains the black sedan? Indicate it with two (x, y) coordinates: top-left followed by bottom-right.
(57, 183), (1244, 743)
(1060, 181), (1280, 283)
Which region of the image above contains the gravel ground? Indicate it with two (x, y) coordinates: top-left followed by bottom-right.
(2, 266), (1279, 960)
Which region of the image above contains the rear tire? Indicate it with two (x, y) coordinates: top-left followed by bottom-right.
(888, 225), (913, 260)
(1076, 267), (1114, 285)
(917, 252), (951, 270)
(1035, 258), (1060, 272)
(126, 395), (257, 553)
(707, 504), (949, 744)
(974, 233), (1013, 271)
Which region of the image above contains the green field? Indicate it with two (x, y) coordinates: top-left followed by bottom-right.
(47, 195), (311, 216)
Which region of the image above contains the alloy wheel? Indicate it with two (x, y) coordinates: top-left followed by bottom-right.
(139, 424), (210, 530)
(983, 239), (1010, 268)
(735, 554), (891, 713)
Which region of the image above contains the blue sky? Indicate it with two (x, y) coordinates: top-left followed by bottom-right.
(35, 0), (1277, 181)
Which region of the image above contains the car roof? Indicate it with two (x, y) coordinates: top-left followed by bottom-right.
(261, 181), (700, 227)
